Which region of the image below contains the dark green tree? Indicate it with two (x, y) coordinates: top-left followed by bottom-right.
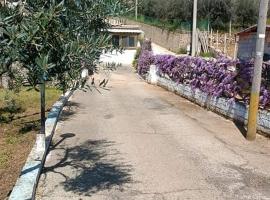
(234, 0), (259, 28)
(0, 0), (127, 136)
(137, 0), (260, 30)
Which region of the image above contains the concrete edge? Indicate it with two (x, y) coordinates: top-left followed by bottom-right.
(146, 65), (270, 135)
(9, 90), (74, 200)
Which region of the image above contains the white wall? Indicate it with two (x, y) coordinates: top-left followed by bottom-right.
(100, 50), (136, 66)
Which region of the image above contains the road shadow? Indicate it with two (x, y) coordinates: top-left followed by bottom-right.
(233, 120), (247, 138)
(59, 101), (81, 122)
(233, 120), (270, 139)
(50, 133), (76, 149)
(19, 118), (40, 134)
(43, 138), (133, 196)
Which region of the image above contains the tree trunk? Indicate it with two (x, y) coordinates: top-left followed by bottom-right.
(40, 81), (46, 135)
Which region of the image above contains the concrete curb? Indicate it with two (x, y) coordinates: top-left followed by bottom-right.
(146, 65), (270, 135)
(9, 90), (73, 200)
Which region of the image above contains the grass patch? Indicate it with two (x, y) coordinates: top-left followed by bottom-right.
(127, 15), (182, 32)
(0, 87), (60, 112)
(176, 47), (187, 54)
(133, 47), (142, 71)
(0, 87), (60, 123)
(200, 51), (216, 58)
(0, 150), (9, 168)
(5, 135), (20, 145)
(0, 87), (61, 199)
(126, 15), (209, 32)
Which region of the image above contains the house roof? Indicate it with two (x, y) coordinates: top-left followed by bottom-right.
(107, 25), (143, 34)
(107, 29), (143, 34)
(236, 25), (270, 35)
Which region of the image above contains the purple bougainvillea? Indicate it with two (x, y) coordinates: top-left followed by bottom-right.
(137, 40), (154, 76)
(138, 50), (154, 76)
(137, 41), (270, 109)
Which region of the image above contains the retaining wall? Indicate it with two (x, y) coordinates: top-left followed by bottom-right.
(147, 65), (270, 135)
(125, 19), (191, 52)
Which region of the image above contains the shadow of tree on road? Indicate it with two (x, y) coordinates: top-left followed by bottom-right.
(59, 101), (81, 122)
(43, 138), (133, 196)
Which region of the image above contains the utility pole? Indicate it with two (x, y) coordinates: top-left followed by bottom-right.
(191, 0), (197, 56)
(246, 0), (269, 141)
(135, 0), (138, 20)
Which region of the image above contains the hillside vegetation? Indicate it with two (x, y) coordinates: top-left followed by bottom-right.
(134, 0), (260, 31)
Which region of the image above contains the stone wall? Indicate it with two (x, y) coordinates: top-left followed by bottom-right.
(147, 65), (270, 135)
(125, 19), (191, 52)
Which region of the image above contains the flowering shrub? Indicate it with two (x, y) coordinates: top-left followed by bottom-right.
(156, 55), (240, 98)
(141, 39), (152, 51)
(137, 40), (154, 76)
(138, 50), (154, 76)
(137, 41), (270, 109)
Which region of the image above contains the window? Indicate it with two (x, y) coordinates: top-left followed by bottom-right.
(116, 35), (137, 48)
(112, 35), (120, 47)
(121, 36), (127, 47)
(128, 37), (135, 47)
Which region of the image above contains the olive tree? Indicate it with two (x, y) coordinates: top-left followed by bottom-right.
(0, 0), (127, 136)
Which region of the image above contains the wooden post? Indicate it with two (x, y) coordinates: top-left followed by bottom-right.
(205, 31), (209, 52)
(210, 29), (213, 47)
(234, 36), (239, 59)
(194, 30), (198, 56)
(229, 20), (232, 37)
(216, 30), (219, 49)
(224, 33), (227, 54)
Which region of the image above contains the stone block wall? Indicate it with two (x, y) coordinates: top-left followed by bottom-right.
(125, 19), (191, 52)
(147, 65), (270, 135)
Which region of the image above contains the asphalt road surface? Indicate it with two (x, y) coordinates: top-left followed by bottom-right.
(36, 65), (270, 200)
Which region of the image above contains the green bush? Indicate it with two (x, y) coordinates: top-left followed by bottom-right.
(177, 48), (187, 54)
(200, 51), (216, 58)
(133, 47), (142, 70)
(0, 92), (23, 122)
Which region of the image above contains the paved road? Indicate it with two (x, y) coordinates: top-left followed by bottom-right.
(36, 65), (270, 200)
